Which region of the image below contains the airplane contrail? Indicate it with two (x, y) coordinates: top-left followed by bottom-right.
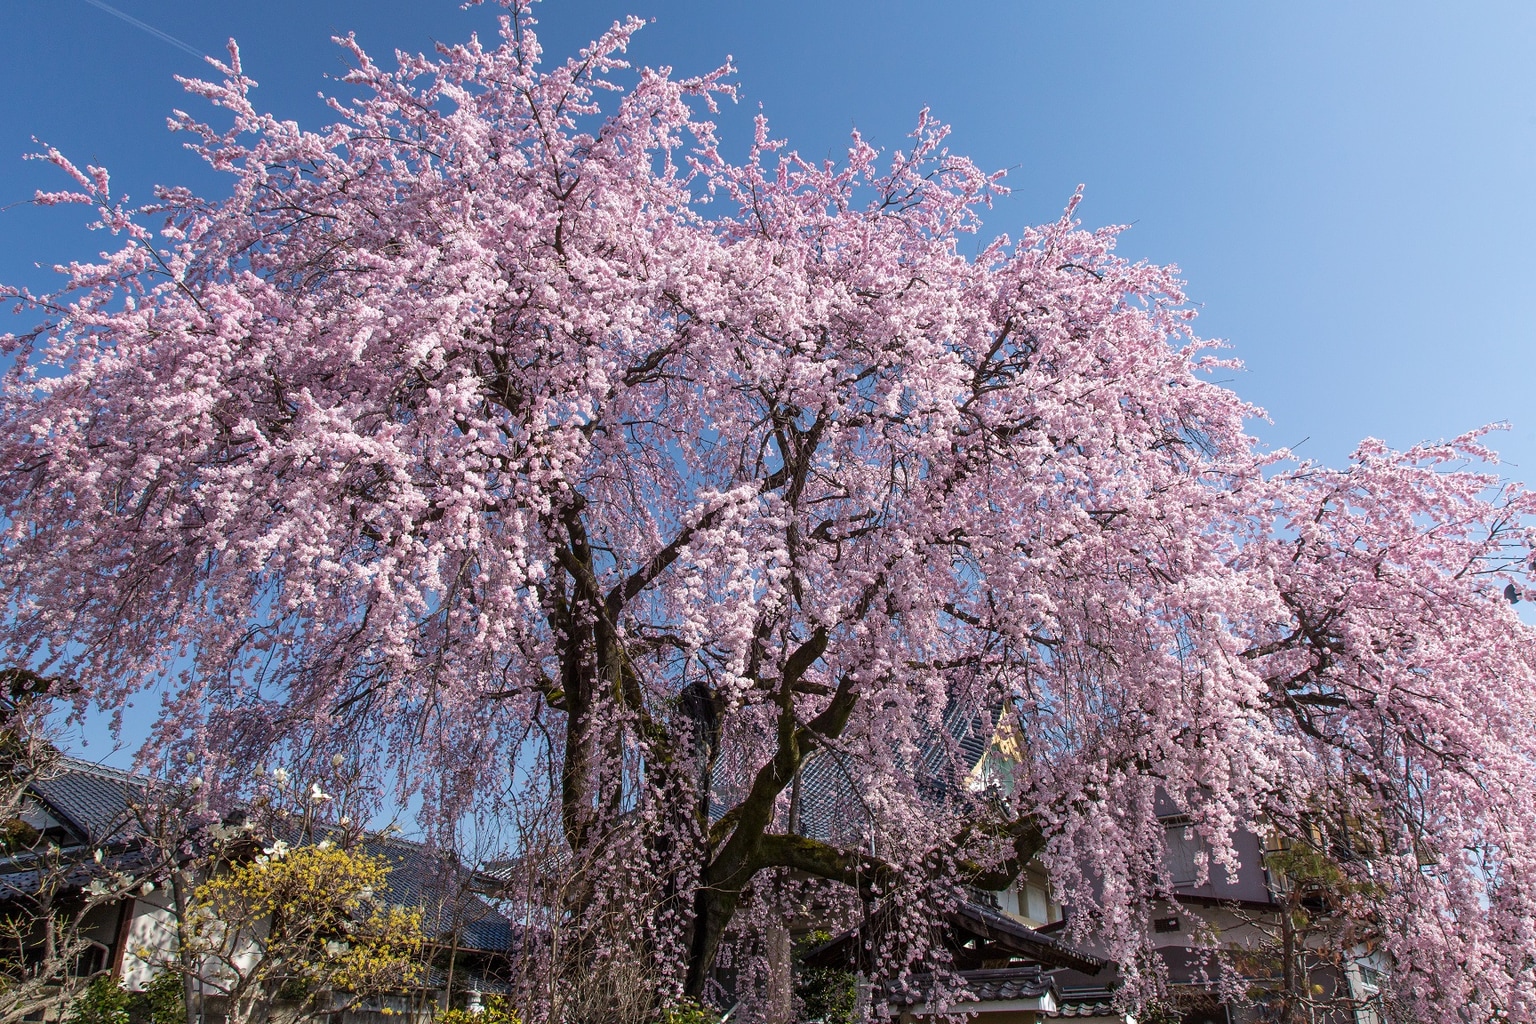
(77, 0), (210, 62)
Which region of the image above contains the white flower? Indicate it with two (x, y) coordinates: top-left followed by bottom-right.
(140, 881), (155, 895)
(309, 782), (332, 803)
(332, 753), (346, 768)
(271, 767), (290, 785)
(263, 839), (291, 859)
(93, 849), (103, 864)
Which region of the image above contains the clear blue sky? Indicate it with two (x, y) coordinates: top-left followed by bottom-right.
(3, 1), (1534, 761)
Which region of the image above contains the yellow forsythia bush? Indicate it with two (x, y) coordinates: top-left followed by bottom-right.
(436, 996), (521, 1024)
(186, 840), (425, 1020)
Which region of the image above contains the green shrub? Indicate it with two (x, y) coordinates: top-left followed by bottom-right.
(658, 999), (717, 1024)
(67, 973), (186, 1024)
(64, 977), (129, 1024)
(794, 966), (856, 1024)
(128, 972), (185, 1024)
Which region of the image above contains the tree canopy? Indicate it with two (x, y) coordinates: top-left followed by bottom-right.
(2, 3), (1534, 1019)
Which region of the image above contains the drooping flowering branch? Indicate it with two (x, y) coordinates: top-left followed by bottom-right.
(2, 3), (1535, 1019)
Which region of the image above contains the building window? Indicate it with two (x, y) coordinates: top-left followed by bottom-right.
(1015, 869), (1062, 926)
(1164, 817), (1207, 889)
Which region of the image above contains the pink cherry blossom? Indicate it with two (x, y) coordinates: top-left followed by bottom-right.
(2, 4), (1533, 1018)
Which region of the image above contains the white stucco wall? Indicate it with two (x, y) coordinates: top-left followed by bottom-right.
(117, 890), (179, 990)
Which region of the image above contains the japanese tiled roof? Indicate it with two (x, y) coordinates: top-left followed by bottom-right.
(1051, 984), (1120, 1018)
(880, 969), (1137, 1021)
(420, 965), (516, 995)
(351, 832), (517, 953)
(884, 965), (1054, 1007)
(0, 757), (164, 899)
(3, 757), (517, 954)
(28, 756), (147, 846)
(951, 900), (1106, 972)
(0, 846), (160, 900)
(799, 898), (1104, 975)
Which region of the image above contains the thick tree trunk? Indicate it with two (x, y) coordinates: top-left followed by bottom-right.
(684, 885), (740, 1000)
(763, 919), (793, 1024)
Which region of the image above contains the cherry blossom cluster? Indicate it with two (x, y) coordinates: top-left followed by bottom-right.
(2, 2), (1534, 1018)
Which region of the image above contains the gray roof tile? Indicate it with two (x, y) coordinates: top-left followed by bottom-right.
(6, 759), (516, 954)
(884, 966), (1054, 1007)
(28, 757), (147, 846)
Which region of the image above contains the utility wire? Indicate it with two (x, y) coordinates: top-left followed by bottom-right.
(77, 0), (210, 62)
